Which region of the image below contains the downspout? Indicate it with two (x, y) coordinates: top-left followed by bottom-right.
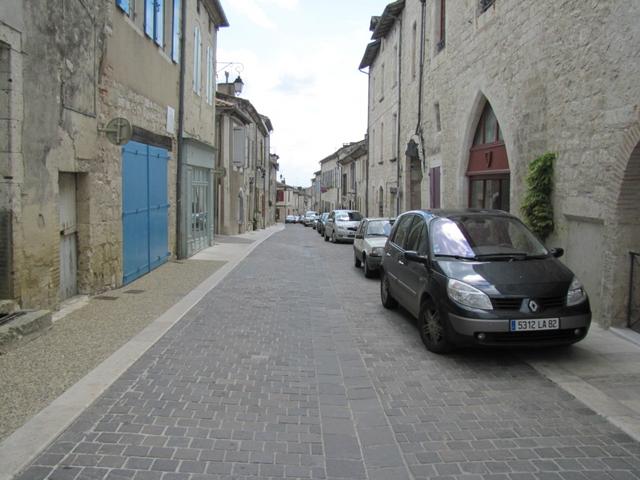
(359, 67), (370, 217)
(417, 0), (427, 170)
(176, 0), (187, 258)
(395, 15), (402, 216)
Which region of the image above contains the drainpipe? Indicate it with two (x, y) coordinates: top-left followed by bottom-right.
(359, 67), (371, 217)
(176, 0), (187, 258)
(416, 0), (427, 170)
(396, 16), (403, 216)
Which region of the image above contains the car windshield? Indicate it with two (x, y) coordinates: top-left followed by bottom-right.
(366, 220), (392, 237)
(431, 215), (548, 259)
(336, 211), (363, 222)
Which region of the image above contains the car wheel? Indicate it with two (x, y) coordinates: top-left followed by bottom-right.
(354, 251), (361, 268)
(324, 232), (329, 242)
(363, 255), (375, 278)
(380, 271), (397, 309)
(418, 300), (453, 354)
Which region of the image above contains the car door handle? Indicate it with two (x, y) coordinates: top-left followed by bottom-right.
(386, 252), (391, 257)
(398, 259), (405, 265)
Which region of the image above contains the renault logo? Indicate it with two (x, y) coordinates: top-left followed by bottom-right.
(528, 299), (540, 313)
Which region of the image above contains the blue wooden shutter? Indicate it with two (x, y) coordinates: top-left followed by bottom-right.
(154, 0), (164, 46)
(116, 0), (129, 14)
(172, 0), (180, 62)
(145, 0), (154, 38)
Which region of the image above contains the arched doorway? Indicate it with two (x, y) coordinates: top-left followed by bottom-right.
(606, 139), (640, 329)
(467, 102), (510, 211)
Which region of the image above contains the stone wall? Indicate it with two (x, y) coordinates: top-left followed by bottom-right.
(390, 0), (640, 326)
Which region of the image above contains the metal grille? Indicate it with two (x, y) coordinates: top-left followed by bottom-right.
(0, 209), (12, 299)
(188, 166), (211, 256)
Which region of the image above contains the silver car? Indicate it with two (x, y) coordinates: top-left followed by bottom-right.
(353, 218), (393, 277)
(324, 209), (363, 243)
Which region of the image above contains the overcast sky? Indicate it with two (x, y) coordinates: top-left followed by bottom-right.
(217, 0), (391, 188)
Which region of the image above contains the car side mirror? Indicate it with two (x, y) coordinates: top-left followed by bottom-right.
(405, 250), (429, 265)
(550, 247), (564, 258)
(355, 234), (363, 239)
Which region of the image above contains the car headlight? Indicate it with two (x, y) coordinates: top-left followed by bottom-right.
(447, 279), (493, 310)
(566, 276), (587, 306)
(370, 247), (385, 257)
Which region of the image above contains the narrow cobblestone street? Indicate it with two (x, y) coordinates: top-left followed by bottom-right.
(16, 226), (640, 480)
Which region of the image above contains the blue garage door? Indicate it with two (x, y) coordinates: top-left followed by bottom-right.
(122, 141), (170, 284)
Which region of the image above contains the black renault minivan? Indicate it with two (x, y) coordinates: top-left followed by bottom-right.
(380, 209), (591, 353)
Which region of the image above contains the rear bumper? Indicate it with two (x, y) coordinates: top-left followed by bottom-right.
(446, 312), (591, 347)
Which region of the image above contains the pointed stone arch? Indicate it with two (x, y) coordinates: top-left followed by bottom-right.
(462, 95), (510, 211)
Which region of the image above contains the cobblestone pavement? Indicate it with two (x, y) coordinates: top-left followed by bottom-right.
(15, 226), (640, 479)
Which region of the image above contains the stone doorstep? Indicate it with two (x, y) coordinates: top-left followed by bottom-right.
(0, 310), (52, 354)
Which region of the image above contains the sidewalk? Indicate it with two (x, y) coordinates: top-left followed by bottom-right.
(519, 325), (640, 442)
(0, 224), (284, 479)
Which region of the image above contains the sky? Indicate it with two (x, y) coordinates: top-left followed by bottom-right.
(217, 0), (391, 188)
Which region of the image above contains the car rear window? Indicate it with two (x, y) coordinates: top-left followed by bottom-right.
(336, 211), (362, 221)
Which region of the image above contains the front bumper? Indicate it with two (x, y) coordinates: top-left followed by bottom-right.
(446, 312), (591, 347)
(365, 255), (383, 270)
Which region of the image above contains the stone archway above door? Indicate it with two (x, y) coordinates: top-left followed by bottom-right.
(467, 102), (510, 211)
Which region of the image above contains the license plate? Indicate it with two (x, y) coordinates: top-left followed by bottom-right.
(510, 318), (559, 332)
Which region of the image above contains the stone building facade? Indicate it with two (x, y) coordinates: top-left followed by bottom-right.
(337, 140), (367, 212)
(215, 89), (274, 235)
(0, 0), (229, 311)
(361, 0), (640, 328)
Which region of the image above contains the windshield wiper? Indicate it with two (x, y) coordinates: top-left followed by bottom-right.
(434, 254), (477, 260)
(366, 233), (387, 237)
(474, 252), (529, 261)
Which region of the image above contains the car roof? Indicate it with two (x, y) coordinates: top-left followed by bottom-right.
(363, 217), (393, 221)
(402, 208), (514, 221)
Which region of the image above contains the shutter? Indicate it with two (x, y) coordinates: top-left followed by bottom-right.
(0, 209), (12, 299)
(193, 27), (199, 92)
(154, 0), (164, 46)
(232, 126), (245, 168)
(430, 166), (441, 208)
(171, 0), (180, 62)
(116, 0), (130, 14)
(145, 0), (154, 38)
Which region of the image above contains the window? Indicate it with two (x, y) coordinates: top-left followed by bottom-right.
(434, 102), (441, 132)
(171, 0), (180, 62)
(405, 219), (426, 252)
(480, 0), (495, 13)
(378, 186), (384, 217)
(411, 21), (417, 80)
(393, 44), (398, 87)
(116, 0), (130, 15)
(379, 122), (384, 164)
(390, 214), (414, 249)
(205, 45), (214, 104)
(391, 113), (398, 159)
(437, 0), (446, 51)
(192, 26), (201, 94)
(472, 103), (503, 146)
(379, 63), (385, 100)
(232, 124), (245, 168)
(342, 174), (347, 194)
(145, 0), (164, 46)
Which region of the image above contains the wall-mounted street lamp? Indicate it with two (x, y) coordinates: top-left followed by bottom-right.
(218, 62), (244, 96)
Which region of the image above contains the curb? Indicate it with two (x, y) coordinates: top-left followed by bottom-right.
(0, 225), (284, 480)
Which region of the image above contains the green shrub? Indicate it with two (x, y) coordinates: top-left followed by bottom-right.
(521, 152), (556, 241)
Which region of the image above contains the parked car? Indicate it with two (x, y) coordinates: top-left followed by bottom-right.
(324, 210), (363, 243)
(303, 211), (319, 227)
(353, 218), (393, 278)
(285, 215), (295, 224)
(380, 209), (591, 353)
(317, 212), (329, 235)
